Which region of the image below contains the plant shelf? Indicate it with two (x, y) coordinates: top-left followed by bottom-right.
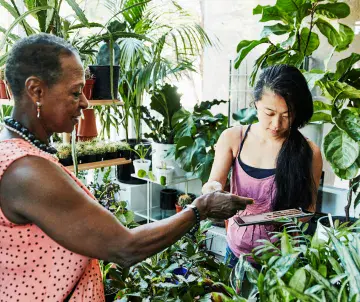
(66, 158), (131, 172)
(134, 206), (176, 222)
(0, 99), (123, 106)
(130, 173), (198, 186)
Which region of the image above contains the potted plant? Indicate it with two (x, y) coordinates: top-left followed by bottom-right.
(83, 67), (95, 100)
(95, 141), (106, 162)
(83, 141), (97, 163)
(155, 161), (175, 186)
(105, 142), (118, 160)
(77, 107), (98, 142)
(128, 143), (151, 177)
(0, 67), (10, 99)
(57, 143), (72, 166)
(142, 83), (186, 177)
(175, 193), (192, 213)
(172, 99), (228, 183)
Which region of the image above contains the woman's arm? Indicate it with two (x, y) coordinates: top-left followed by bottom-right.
(204, 127), (240, 191)
(0, 156), (252, 268)
(308, 142), (323, 212)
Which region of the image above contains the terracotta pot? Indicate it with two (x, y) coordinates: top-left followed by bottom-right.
(77, 108), (98, 141)
(83, 79), (95, 100)
(225, 219), (229, 233)
(0, 80), (9, 99)
(175, 203), (183, 213)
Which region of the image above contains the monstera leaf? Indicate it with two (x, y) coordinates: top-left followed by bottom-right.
(233, 108), (258, 125)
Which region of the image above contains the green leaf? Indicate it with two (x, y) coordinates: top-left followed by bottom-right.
(334, 109), (360, 142)
(318, 81), (360, 102)
(192, 148), (215, 183)
(137, 169), (147, 178)
(334, 53), (360, 81)
(336, 23), (354, 51)
(318, 264), (327, 278)
(260, 5), (292, 23)
(234, 38), (269, 69)
(150, 84), (182, 127)
(64, 0), (89, 26)
(148, 170), (156, 181)
(333, 162), (359, 180)
(253, 5), (264, 15)
(354, 191), (360, 209)
(0, 6), (53, 50)
(302, 70), (325, 91)
(304, 265), (338, 299)
(323, 126), (359, 170)
(289, 268), (307, 293)
(232, 108), (258, 125)
(260, 23), (290, 38)
(276, 0), (305, 12)
(315, 18), (341, 49)
(310, 112), (332, 123)
(172, 108), (195, 140)
(299, 27), (320, 56)
(315, 3), (350, 19)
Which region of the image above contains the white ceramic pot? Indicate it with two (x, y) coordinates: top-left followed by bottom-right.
(152, 142), (185, 177)
(155, 166), (175, 185)
(133, 159), (151, 176)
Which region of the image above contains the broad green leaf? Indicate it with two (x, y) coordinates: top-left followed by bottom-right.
(315, 18), (342, 49)
(333, 53), (360, 81)
(65, 0), (89, 26)
(302, 70), (325, 91)
(150, 84), (182, 127)
(305, 265), (338, 299)
(336, 23), (354, 51)
(315, 3), (350, 19)
(192, 142), (214, 183)
(289, 268), (307, 292)
(332, 162), (359, 180)
(323, 126), (359, 170)
(318, 81), (360, 102)
(355, 191), (360, 209)
(234, 38), (269, 69)
(260, 5), (292, 23)
(260, 23), (290, 38)
(174, 136), (196, 172)
(299, 27), (320, 56)
(280, 31), (296, 49)
(310, 112), (332, 123)
(266, 49), (288, 66)
(318, 264), (327, 277)
(250, 44), (277, 86)
(172, 108), (195, 139)
(137, 169), (146, 178)
(268, 253), (300, 279)
(0, 6), (53, 50)
(280, 231), (293, 256)
(232, 108), (258, 125)
(276, 0), (306, 12)
(253, 4), (264, 15)
(334, 109), (360, 141)
(148, 170), (156, 181)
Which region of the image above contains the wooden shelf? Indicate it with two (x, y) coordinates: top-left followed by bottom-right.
(66, 158), (131, 172)
(0, 99), (124, 106)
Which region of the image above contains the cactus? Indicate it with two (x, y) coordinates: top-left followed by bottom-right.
(96, 41), (121, 65)
(178, 194), (192, 208)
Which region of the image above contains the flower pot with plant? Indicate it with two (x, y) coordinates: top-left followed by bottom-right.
(128, 143), (151, 177)
(106, 142), (118, 159)
(175, 193), (192, 213)
(77, 108), (98, 142)
(83, 141), (97, 163)
(83, 67), (95, 100)
(57, 143), (72, 166)
(155, 161), (175, 186)
(0, 67), (10, 99)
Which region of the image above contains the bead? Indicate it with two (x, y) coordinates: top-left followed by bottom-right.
(21, 127), (29, 135)
(28, 134), (35, 141)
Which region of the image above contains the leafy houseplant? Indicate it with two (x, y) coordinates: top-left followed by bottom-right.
(172, 99), (228, 183)
(128, 143), (151, 176)
(231, 218), (360, 301)
(155, 161), (175, 186)
(234, 0), (353, 86)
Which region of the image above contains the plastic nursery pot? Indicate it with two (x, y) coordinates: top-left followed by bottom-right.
(155, 166), (175, 185)
(106, 151), (118, 160)
(175, 203), (183, 213)
(59, 156), (73, 166)
(160, 188), (178, 210)
(83, 79), (95, 100)
(88, 65), (120, 100)
(165, 267), (188, 284)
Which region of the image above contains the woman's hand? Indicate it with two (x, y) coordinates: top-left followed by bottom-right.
(193, 191), (253, 220)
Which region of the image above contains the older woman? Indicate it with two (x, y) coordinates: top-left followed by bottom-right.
(0, 34), (253, 301)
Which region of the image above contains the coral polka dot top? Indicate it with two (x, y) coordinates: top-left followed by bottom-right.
(0, 139), (105, 302)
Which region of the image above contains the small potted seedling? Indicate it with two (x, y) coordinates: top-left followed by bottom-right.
(115, 141), (129, 158)
(155, 161), (175, 186)
(83, 67), (96, 100)
(76, 141), (87, 163)
(84, 142), (97, 163)
(175, 193), (192, 213)
(95, 141), (106, 161)
(129, 143), (151, 177)
(106, 142), (118, 159)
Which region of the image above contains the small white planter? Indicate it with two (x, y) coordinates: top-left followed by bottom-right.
(133, 159), (151, 176)
(155, 166), (175, 185)
(152, 142), (185, 177)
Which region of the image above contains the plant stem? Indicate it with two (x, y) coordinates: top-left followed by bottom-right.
(303, 3), (316, 56)
(345, 179), (353, 222)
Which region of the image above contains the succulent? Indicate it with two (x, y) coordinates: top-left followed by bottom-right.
(178, 194), (192, 208)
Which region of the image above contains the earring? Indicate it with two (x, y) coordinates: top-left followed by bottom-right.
(36, 102), (42, 119)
